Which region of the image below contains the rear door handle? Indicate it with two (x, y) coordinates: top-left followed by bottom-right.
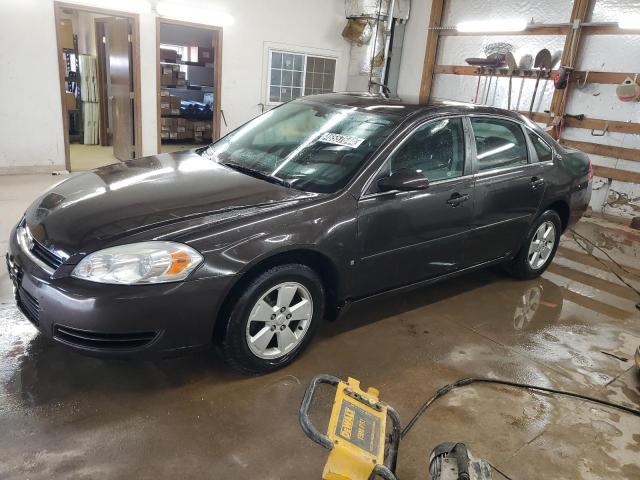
(446, 192), (470, 207)
(530, 176), (545, 190)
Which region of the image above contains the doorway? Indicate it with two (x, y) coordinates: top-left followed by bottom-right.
(156, 19), (222, 154)
(54, 2), (142, 172)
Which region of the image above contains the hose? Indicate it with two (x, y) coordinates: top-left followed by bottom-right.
(401, 377), (640, 439)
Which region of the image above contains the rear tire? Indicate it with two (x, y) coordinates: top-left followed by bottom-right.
(219, 264), (324, 374)
(506, 210), (561, 280)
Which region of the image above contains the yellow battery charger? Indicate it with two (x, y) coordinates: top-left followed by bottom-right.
(299, 374), (401, 480)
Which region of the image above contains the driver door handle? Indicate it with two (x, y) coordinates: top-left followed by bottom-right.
(446, 192), (470, 207)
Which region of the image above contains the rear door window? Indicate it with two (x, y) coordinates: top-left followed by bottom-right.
(527, 130), (553, 162)
(470, 117), (528, 172)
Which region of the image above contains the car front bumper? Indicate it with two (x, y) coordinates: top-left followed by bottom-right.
(6, 225), (235, 358)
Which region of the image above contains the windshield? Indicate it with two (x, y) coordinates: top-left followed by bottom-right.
(200, 100), (401, 193)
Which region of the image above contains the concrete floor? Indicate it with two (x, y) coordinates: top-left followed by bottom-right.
(1, 174), (639, 479)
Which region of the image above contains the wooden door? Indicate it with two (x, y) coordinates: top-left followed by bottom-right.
(106, 18), (135, 161)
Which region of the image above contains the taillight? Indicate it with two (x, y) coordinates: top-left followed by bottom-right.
(588, 157), (593, 180)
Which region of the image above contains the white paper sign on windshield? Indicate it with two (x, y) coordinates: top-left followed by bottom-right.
(318, 132), (365, 148)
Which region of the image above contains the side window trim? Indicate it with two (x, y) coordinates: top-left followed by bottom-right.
(361, 115), (471, 198)
(468, 115), (531, 176)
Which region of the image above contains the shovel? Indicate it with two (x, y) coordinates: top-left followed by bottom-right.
(505, 52), (518, 110)
(535, 50), (562, 112)
(515, 54), (533, 112)
(529, 49), (552, 118)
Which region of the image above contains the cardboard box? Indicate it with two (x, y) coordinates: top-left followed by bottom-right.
(59, 19), (74, 50)
(177, 71), (186, 80)
(160, 89), (170, 97)
(65, 91), (76, 110)
(186, 65), (213, 87)
(161, 73), (174, 86)
(162, 66), (173, 75)
(160, 48), (177, 63)
(198, 47), (214, 64)
(170, 95), (181, 108)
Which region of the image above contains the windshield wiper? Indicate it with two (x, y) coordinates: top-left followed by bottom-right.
(221, 162), (292, 188)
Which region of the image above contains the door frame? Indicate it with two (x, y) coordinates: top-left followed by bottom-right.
(53, 1), (143, 171)
(155, 17), (223, 153)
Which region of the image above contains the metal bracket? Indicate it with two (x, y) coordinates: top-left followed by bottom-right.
(591, 121), (609, 137)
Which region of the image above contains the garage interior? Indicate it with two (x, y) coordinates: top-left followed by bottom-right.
(1, 0), (640, 479)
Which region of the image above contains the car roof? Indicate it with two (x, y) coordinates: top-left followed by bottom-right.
(301, 92), (528, 123)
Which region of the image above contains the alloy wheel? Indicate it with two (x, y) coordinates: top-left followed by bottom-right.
(245, 281), (313, 359)
(528, 221), (556, 270)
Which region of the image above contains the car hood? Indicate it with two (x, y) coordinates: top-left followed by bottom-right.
(24, 150), (314, 258)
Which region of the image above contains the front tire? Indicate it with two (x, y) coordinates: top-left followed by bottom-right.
(506, 210), (561, 280)
(219, 264), (324, 374)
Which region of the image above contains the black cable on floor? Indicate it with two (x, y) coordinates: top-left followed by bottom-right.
(569, 228), (640, 281)
(570, 231), (640, 299)
(401, 377), (640, 439)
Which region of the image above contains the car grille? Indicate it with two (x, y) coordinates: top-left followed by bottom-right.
(53, 325), (158, 350)
(30, 240), (64, 270)
(17, 287), (40, 326)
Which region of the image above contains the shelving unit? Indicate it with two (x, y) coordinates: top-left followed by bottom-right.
(64, 34), (82, 143)
(159, 48), (215, 144)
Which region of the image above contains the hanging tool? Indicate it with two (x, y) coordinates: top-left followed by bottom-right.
(514, 54), (533, 112)
(554, 66), (574, 90)
(505, 52), (517, 110)
(535, 50), (562, 112)
(528, 49), (551, 118)
(466, 56), (504, 104)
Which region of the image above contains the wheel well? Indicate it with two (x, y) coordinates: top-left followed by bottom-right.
(212, 249), (341, 344)
(545, 200), (570, 232)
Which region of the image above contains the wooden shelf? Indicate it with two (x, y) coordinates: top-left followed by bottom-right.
(560, 139), (640, 163)
(592, 165), (640, 184)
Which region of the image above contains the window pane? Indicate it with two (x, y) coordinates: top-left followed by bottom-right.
(314, 57), (325, 73)
(325, 58), (336, 74)
(387, 118), (465, 182)
(283, 53), (294, 69)
(471, 118), (528, 171)
(282, 70), (293, 86)
(270, 69), (282, 86)
(322, 73), (333, 90)
(528, 131), (553, 162)
(293, 71), (302, 87)
(304, 86), (313, 96)
(269, 86), (280, 103)
(280, 87), (292, 102)
(306, 56), (315, 73)
(293, 55), (304, 71)
(291, 87), (302, 99)
(271, 52), (282, 69)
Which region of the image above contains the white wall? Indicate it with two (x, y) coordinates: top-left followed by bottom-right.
(0, 0), (350, 173)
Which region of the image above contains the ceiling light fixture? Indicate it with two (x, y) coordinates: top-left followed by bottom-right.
(70, 0), (152, 14)
(456, 19), (527, 33)
(155, 2), (234, 27)
(618, 15), (640, 29)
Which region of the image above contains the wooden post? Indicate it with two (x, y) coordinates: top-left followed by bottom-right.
(418, 0), (445, 104)
(548, 0), (593, 137)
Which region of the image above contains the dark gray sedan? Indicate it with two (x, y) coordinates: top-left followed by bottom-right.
(6, 94), (592, 373)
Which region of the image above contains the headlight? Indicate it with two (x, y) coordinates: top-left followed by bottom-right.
(71, 242), (203, 285)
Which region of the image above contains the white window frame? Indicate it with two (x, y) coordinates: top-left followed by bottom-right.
(261, 42), (340, 108)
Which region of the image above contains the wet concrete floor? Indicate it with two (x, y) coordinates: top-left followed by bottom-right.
(1, 174), (639, 479)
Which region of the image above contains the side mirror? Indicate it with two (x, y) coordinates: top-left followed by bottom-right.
(377, 168), (430, 192)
